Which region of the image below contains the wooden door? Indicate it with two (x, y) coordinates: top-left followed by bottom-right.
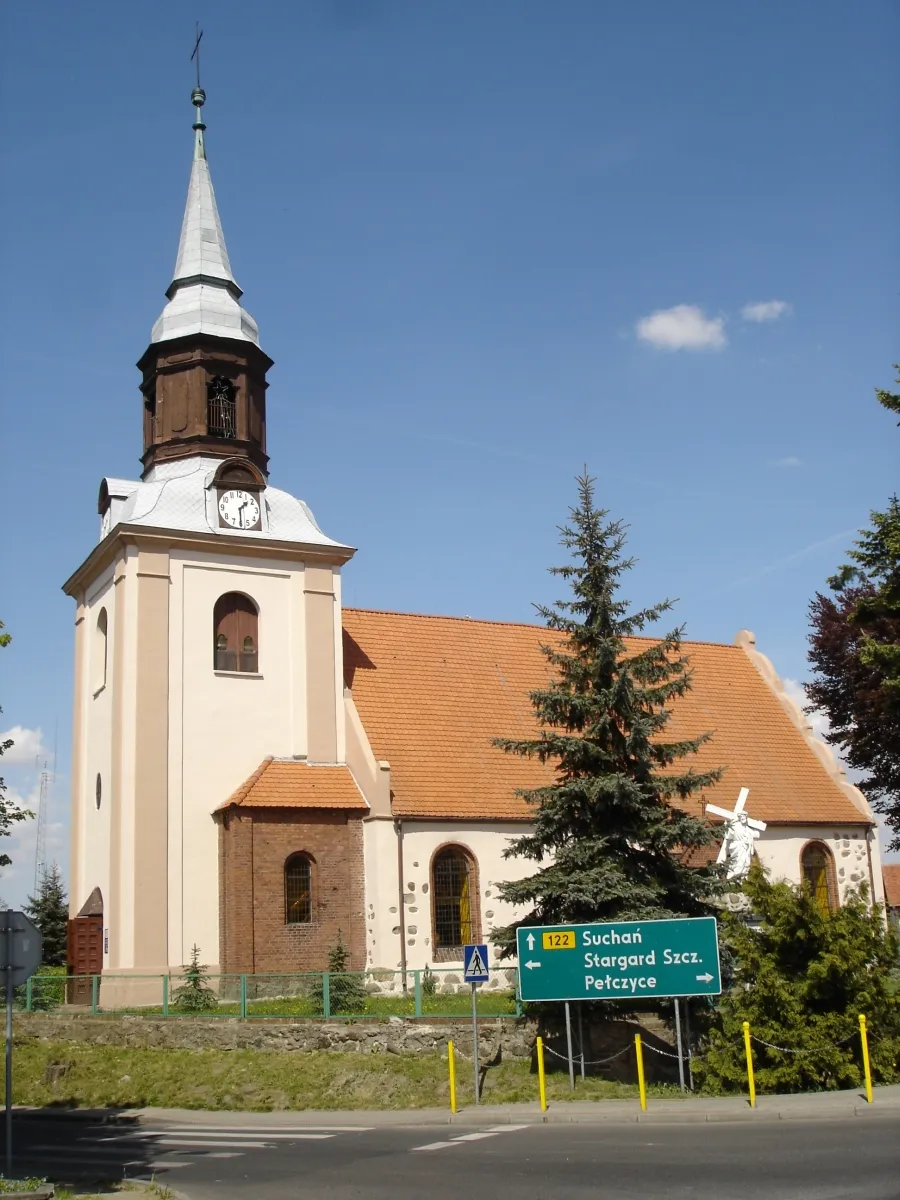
(66, 916), (102, 1004)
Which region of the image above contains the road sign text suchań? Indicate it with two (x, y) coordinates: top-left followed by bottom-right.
(516, 916), (721, 1002)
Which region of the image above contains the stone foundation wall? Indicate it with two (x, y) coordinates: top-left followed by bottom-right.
(14, 1012), (680, 1083)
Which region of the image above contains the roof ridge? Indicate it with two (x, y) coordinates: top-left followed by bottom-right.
(342, 606), (740, 649)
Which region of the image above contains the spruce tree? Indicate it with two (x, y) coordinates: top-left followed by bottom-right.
(24, 863), (68, 967)
(493, 474), (723, 946)
(171, 945), (219, 1012)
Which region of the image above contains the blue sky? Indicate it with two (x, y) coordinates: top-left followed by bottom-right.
(1, 1), (898, 903)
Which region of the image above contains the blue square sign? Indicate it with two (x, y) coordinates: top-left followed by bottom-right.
(463, 943), (490, 984)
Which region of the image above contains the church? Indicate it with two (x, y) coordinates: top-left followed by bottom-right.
(63, 87), (888, 987)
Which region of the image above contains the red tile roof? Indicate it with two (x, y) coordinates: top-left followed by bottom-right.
(342, 608), (869, 827)
(217, 758), (368, 812)
(883, 864), (900, 909)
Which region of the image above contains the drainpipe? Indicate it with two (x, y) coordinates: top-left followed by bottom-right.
(394, 818), (407, 991)
(864, 827), (881, 922)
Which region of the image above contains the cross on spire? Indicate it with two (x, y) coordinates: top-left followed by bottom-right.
(191, 24), (204, 90)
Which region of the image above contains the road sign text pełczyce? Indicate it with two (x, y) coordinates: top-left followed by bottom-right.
(516, 916), (721, 1002)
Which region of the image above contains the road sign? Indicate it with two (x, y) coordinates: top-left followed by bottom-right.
(516, 916), (720, 1003)
(463, 943), (489, 984)
(1, 910), (42, 1178)
(0, 911), (41, 988)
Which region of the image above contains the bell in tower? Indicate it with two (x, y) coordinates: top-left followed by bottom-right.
(137, 86), (272, 479)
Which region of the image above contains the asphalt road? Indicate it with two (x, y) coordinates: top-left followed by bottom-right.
(10, 1113), (900, 1199)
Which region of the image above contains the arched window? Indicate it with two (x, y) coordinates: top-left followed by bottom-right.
(207, 376), (237, 439)
(93, 608), (108, 692)
(432, 846), (477, 953)
(214, 593), (258, 673)
(801, 842), (838, 914)
(285, 854), (313, 924)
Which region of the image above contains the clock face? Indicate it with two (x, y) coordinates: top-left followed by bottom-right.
(218, 489), (261, 530)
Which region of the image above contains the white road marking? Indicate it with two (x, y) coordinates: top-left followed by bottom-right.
(153, 1138), (272, 1149)
(96, 1131), (335, 1142)
(137, 1124), (373, 1132)
(411, 1125), (532, 1153)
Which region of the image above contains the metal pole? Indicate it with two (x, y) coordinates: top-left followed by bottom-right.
(564, 1002), (575, 1091)
(5, 910), (13, 1179)
(683, 1000), (694, 1091)
(471, 983), (480, 1105)
(674, 998), (686, 1093)
(576, 1003), (585, 1081)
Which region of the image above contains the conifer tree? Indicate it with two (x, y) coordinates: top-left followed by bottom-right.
(697, 864), (900, 1094)
(171, 945), (219, 1012)
(24, 863), (68, 967)
(493, 474), (723, 946)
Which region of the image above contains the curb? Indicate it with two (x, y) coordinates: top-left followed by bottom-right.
(11, 1094), (900, 1129)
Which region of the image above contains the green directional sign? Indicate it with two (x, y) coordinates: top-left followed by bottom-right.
(516, 916), (721, 1002)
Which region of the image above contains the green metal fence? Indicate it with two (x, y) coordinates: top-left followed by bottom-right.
(19, 967), (525, 1020)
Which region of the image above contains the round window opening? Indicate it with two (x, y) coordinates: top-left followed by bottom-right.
(95, 773), (102, 810)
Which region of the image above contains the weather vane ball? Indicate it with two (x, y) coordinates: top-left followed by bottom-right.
(192, 86), (206, 108)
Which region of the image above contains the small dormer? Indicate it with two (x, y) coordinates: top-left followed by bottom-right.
(97, 477), (139, 541)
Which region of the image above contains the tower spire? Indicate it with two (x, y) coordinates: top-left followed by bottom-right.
(150, 83), (260, 346)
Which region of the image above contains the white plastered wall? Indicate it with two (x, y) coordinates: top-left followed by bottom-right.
(757, 826), (885, 905)
(76, 561), (117, 950)
(169, 547), (311, 968)
(363, 819), (531, 972)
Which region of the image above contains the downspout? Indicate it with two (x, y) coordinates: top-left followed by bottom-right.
(864, 826), (882, 922)
(394, 817), (407, 990)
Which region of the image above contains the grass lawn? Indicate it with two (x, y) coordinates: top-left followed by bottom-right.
(6, 1039), (676, 1111)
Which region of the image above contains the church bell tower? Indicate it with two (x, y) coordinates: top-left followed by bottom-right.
(64, 83), (354, 984)
(137, 86), (272, 479)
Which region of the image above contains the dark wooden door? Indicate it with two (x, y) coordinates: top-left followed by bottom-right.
(66, 916), (102, 1004)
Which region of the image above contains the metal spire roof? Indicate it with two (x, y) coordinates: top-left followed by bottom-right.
(151, 88), (260, 346)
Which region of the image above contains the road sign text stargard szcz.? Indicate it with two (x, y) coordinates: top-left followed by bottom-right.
(463, 944), (490, 984)
(516, 917), (721, 1002)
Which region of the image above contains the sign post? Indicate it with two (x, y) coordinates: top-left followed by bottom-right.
(673, 998), (686, 1093)
(463, 944), (489, 1106)
(516, 917), (721, 1003)
(563, 1002), (575, 1091)
(0, 911), (42, 1178)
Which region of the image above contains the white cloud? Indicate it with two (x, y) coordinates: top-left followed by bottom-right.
(769, 455), (802, 468)
(0, 727), (45, 765)
(635, 304), (726, 351)
(783, 679), (831, 743)
(741, 299), (792, 323)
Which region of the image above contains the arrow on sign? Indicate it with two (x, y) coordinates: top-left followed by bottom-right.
(526, 933), (535, 951)
(696, 973), (714, 983)
(525, 960), (542, 970)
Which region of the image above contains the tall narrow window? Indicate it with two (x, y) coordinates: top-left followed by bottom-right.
(285, 855), (313, 924)
(801, 842), (837, 914)
(213, 593), (259, 673)
(143, 386), (157, 444)
(207, 376), (237, 439)
(432, 846), (476, 951)
(93, 608), (108, 692)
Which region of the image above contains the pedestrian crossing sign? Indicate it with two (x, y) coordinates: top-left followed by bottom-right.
(463, 943), (490, 984)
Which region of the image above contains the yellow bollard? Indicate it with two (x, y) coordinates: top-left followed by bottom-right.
(536, 1035), (548, 1112)
(742, 1021), (756, 1109)
(859, 1015), (873, 1104)
(634, 1034), (647, 1113)
(448, 1039), (458, 1114)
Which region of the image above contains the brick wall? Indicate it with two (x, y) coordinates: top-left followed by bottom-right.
(218, 807), (366, 973)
